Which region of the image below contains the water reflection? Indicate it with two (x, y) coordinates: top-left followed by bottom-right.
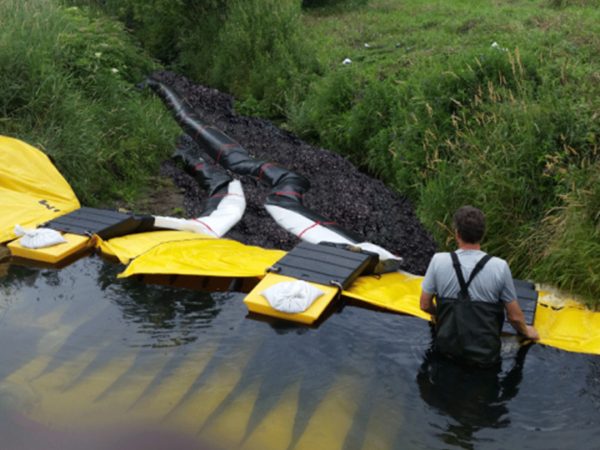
(417, 345), (530, 449)
(0, 257), (41, 289)
(103, 263), (224, 348)
(0, 254), (599, 449)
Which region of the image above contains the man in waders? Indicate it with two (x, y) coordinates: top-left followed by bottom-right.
(419, 205), (539, 367)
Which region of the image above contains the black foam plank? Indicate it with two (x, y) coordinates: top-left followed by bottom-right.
(271, 242), (377, 289)
(45, 207), (141, 239)
(502, 278), (538, 334)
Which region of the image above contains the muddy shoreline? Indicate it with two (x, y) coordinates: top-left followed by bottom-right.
(153, 71), (437, 275)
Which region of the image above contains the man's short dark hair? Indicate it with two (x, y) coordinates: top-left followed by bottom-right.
(453, 206), (486, 244)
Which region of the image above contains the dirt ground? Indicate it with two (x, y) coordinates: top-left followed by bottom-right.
(149, 71), (437, 275)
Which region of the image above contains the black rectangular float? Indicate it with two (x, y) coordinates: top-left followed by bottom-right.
(503, 278), (538, 333)
(44, 207), (143, 240)
(267, 241), (378, 289)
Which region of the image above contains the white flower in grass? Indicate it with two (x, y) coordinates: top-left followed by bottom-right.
(491, 41), (507, 52)
(111, 68), (119, 74)
(94, 52), (102, 58)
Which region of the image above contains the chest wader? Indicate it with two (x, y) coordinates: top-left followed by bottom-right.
(435, 252), (505, 367)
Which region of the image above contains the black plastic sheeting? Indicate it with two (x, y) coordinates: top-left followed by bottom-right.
(145, 75), (364, 245)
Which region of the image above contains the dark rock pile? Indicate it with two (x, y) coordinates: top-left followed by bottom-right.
(155, 71), (437, 274)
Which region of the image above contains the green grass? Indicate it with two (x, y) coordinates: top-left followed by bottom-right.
(0, 0), (179, 205)
(288, 0), (600, 303)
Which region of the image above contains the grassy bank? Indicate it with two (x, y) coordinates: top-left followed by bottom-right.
(0, 0), (179, 205)
(292, 0), (599, 303)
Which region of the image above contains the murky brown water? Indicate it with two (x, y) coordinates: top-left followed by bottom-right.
(1, 255), (599, 449)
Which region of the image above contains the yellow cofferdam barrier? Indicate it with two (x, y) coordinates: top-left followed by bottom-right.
(115, 237), (600, 355)
(0, 135), (80, 243)
(2, 136), (599, 356)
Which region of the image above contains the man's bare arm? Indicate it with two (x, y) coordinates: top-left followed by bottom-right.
(420, 291), (436, 316)
(505, 300), (539, 340)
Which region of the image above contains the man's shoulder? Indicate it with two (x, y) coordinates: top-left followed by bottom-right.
(429, 251), (510, 269)
(428, 252), (453, 269)
(487, 255), (510, 269)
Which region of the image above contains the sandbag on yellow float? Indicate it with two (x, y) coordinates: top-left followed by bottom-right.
(118, 238), (285, 279)
(0, 136), (80, 243)
(244, 242), (378, 324)
(8, 232), (91, 264)
(244, 273), (340, 325)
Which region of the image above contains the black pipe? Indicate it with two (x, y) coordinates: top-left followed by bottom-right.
(146, 76), (363, 244)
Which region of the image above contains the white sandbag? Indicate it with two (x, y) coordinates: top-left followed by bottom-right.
(262, 280), (324, 314)
(14, 225), (66, 249)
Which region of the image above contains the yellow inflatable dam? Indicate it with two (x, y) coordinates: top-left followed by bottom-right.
(2, 135), (599, 356)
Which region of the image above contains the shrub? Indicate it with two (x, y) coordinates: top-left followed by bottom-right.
(206, 0), (320, 117)
(68, 0), (320, 119)
(0, 0), (178, 204)
(528, 163), (600, 304)
(66, 0), (227, 68)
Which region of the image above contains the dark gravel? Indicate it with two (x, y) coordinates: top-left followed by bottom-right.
(155, 71), (437, 275)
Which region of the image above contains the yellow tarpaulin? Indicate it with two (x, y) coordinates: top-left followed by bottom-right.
(534, 293), (600, 355)
(343, 271), (432, 321)
(119, 238), (285, 279)
(97, 230), (215, 264)
(0, 135), (80, 243)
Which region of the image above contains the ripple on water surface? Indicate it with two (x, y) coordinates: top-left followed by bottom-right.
(0, 256), (599, 450)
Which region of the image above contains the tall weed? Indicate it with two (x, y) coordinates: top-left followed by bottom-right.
(528, 163), (600, 303)
(208, 0), (319, 117)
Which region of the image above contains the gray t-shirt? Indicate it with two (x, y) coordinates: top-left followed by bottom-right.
(422, 249), (516, 304)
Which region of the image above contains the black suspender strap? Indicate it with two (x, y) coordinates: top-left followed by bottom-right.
(467, 254), (493, 285)
(450, 252), (493, 300)
(450, 252), (467, 292)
